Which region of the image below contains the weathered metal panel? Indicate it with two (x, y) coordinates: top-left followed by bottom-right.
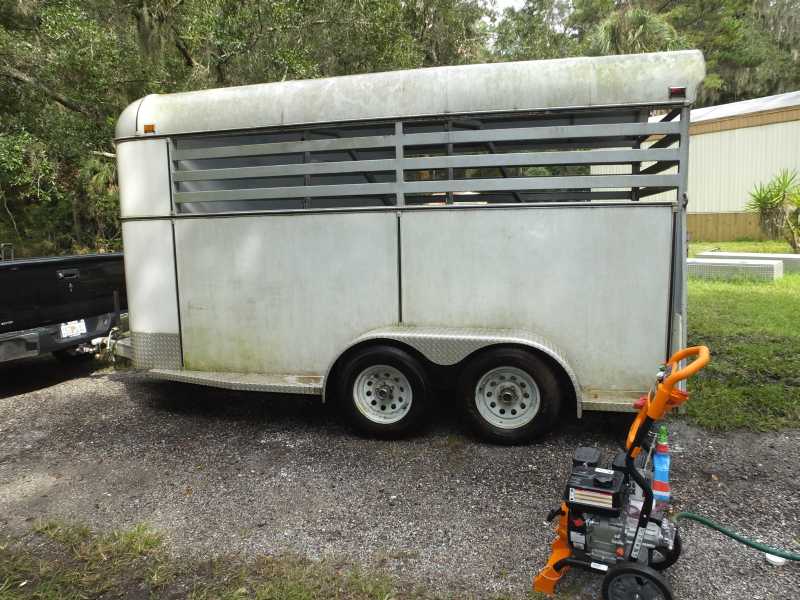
(400, 205), (673, 393)
(117, 139), (172, 218)
(121, 220), (180, 336)
(173, 212), (399, 374)
(116, 51), (705, 139)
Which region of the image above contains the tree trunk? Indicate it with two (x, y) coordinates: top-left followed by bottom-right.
(72, 195), (82, 248)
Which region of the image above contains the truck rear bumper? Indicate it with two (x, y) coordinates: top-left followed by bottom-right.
(0, 312), (117, 363)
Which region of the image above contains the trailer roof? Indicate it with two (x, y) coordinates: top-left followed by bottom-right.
(115, 50), (705, 140)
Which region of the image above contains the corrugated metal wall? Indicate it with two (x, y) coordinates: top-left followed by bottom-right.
(687, 120), (800, 213)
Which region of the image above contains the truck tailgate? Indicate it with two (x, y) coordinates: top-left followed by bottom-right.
(0, 253), (126, 335)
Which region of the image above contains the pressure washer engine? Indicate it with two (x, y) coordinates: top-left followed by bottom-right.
(534, 346), (711, 600)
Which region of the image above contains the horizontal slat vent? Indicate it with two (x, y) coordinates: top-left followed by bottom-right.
(170, 108), (685, 213)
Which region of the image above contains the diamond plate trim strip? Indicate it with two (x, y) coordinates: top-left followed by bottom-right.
(148, 369), (322, 394)
(131, 332), (182, 369)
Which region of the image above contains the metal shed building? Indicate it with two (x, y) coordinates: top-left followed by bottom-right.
(686, 91), (800, 240)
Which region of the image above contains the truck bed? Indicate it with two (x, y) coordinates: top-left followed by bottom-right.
(0, 253), (127, 362)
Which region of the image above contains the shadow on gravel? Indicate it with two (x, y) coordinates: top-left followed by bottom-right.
(113, 373), (342, 429)
(0, 355), (105, 399)
(109, 371), (634, 447)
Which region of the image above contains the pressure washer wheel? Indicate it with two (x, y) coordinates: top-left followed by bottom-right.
(601, 562), (673, 600)
(649, 530), (682, 571)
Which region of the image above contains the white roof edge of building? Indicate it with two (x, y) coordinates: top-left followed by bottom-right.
(691, 90), (800, 123)
(115, 50), (705, 140)
(673, 89), (800, 126)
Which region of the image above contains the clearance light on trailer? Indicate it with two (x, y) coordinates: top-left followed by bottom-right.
(143, 123), (156, 134)
(668, 86), (686, 99)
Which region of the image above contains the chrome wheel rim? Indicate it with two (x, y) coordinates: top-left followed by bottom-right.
(353, 364), (412, 424)
(607, 574), (667, 600)
(474, 366), (540, 429)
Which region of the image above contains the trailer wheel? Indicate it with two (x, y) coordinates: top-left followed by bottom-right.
(459, 348), (562, 444)
(336, 345), (430, 438)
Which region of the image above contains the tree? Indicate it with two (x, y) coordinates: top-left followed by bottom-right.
(636, 0), (800, 105)
(0, 0), (493, 256)
(2, 0), (799, 256)
(747, 170), (800, 252)
(584, 6), (685, 55)
(493, 0), (577, 61)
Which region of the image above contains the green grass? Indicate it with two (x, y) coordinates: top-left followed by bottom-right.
(0, 520), (404, 600)
(687, 246), (800, 430)
(688, 239), (793, 257)
(2, 520), (524, 600)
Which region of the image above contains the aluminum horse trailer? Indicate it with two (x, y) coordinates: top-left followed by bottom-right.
(115, 50), (705, 443)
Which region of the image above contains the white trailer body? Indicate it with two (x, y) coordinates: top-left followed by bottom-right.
(116, 51), (705, 442)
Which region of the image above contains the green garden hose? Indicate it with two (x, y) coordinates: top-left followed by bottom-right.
(674, 512), (800, 561)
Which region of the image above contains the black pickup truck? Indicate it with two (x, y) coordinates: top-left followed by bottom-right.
(0, 252), (126, 363)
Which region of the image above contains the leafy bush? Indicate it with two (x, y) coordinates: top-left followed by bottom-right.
(746, 169), (800, 252)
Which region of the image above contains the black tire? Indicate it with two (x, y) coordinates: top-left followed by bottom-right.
(649, 530), (682, 571)
(53, 347), (95, 363)
(458, 347), (563, 444)
(602, 562), (673, 600)
(335, 345), (430, 439)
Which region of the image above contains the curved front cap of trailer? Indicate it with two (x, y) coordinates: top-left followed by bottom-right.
(115, 50), (705, 140)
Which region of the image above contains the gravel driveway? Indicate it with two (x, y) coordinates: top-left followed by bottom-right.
(1, 357), (798, 599)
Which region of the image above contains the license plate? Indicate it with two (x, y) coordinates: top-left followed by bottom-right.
(60, 319), (87, 339)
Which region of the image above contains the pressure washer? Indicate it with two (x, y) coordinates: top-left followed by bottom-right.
(533, 345), (800, 599)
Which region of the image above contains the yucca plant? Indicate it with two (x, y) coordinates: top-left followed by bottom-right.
(746, 169), (800, 252)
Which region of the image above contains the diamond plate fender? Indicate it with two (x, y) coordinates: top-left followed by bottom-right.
(323, 326), (582, 416)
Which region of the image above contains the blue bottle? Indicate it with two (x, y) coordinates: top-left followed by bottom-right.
(652, 425), (671, 511)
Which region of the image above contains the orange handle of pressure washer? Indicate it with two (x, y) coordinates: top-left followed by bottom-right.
(626, 346), (710, 452)
(663, 345), (711, 387)
(647, 345), (710, 420)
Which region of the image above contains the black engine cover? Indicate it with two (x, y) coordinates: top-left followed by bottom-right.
(564, 465), (626, 516)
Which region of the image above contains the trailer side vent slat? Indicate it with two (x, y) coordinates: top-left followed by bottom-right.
(169, 109), (684, 213)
